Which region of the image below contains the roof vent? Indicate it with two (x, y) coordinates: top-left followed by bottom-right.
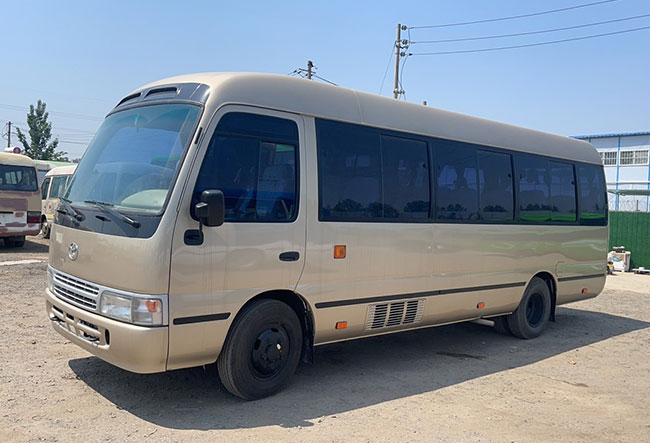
(145, 86), (178, 98)
(116, 92), (141, 107)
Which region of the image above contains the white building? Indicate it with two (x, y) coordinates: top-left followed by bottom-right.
(572, 132), (650, 212)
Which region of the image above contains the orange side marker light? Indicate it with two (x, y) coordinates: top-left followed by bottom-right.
(477, 302), (486, 309)
(334, 245), (346, 259)
(335, 321), (348, 330)
(581, 288), (589, 294)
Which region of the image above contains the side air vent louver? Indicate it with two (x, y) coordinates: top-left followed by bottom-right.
(365, 299), (425, 330)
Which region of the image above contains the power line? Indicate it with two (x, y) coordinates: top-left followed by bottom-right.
(312, 74), (338, 86)
(0, 103), (104, 121)
(409, 25), (650, 56)
(411, 13), (650, 44)
(409, 0), (618, 29)
(378, 44), (396, 95)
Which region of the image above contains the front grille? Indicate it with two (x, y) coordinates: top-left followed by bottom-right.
(52, 269), (100, 311)
(365, 299), (425, 330)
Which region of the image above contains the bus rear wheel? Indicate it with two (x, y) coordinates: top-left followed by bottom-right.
(506, 277), (551, 339)
(217, 299), (302, 400)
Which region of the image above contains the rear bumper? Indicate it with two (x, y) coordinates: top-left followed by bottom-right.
(0, 223), (40, 237)
(45, 287), (168, 373)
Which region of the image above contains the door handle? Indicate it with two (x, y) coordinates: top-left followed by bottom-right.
(279, 251), (300, 262)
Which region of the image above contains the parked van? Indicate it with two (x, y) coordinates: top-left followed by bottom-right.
(0, 152), (41, 247)
(40, 165), (76, 238)
(45, 73), (607, 399)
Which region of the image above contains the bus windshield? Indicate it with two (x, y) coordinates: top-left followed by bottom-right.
(65, 103), (201, 214)
(0, 164), (38, 191)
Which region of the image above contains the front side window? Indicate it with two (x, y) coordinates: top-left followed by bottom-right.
(66, 104), (201, 214)
(193, 112), (299, 222)
(317, 120), (430, 222)
(0, 165), (38, 191)
(41, 177), (51, 199)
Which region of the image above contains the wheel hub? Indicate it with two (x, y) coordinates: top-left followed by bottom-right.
(251, 327), (288, 377)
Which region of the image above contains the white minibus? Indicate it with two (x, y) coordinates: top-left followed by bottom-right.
(1, 152), (41, 247)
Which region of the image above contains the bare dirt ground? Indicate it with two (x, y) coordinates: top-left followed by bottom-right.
(1, 237), (649, 442)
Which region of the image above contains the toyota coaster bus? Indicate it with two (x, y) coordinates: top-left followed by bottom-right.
(45, 73), (608, 400)
(1, 152), (41, 247)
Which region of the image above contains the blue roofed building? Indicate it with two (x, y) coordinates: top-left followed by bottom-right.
(572, 132), (650, 212)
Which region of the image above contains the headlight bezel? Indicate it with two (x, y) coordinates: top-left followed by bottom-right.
(100, 291), (165, 327)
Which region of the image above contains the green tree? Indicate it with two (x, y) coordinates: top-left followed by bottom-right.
(16, 100), (68, 161)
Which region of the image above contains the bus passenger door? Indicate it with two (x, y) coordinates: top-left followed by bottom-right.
(167, 107), (307, 370)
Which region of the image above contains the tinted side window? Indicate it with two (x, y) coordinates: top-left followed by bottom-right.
(41, 177), (51, 199)
(318, 122), (381, 220)
(478, 150), (514, 221)
(380, 135), (430, 220)
(193, 113), (298, 222)
(550, 161), (576, 222)
(577, 163), (607, 225)
(516, 155), (551, 223)
(436, 141), (479, 220)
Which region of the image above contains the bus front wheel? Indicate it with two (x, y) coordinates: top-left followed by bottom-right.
(507, 277), (551, 339)
(41, 217), (51, 239)
(217, 299), (302, 400)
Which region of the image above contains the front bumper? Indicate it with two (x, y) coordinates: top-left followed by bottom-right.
(45, 287), (168, 373)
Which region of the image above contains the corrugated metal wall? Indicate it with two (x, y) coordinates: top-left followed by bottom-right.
(609, 212), (650, 268)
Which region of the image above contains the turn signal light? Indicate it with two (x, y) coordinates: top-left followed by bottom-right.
(477, 302), (486, 309)
(581, 288), (589, 294)
(335, 321), (348, 330)
(334, 245), (346, 259)
(146, 299), (161, 312)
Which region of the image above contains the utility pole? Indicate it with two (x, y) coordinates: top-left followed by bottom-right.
(7, 121), (11, 147)
(307, 60), (313, 80)
(393, 24), (407, 99)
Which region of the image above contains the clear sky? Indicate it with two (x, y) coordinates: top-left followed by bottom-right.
(2, 0), (649, 159)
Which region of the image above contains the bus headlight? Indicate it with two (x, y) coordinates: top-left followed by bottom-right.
(100, 292), (163, 326)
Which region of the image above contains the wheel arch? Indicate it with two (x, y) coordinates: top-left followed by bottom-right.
(527, 271), (557, 322)
(231, 289), (315, 364)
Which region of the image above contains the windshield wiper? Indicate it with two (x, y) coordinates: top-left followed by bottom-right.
(59, 198), (85, 221)
(84, 200), (141, 228)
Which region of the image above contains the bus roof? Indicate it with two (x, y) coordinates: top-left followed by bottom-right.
(0, 152), (37, 167)
(44, 165), (77, 177)
(127, 72), (601, 165)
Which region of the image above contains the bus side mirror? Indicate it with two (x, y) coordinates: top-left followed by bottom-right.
(195, 190), (225, 227)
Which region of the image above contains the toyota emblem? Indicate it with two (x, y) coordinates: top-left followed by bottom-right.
(68, 242), (79, 261)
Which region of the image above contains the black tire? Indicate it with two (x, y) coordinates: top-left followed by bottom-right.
(41, 218), (51, 239)
(4, 236), (25, 248)
(492, 315), (512, 335)
(217, 299), (302, 400)
(507, 277), (551, 339)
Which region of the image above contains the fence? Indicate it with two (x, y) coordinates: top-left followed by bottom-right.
(609, 211), (650, 269)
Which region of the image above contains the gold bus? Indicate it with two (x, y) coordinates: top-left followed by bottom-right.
(0, 152), (41, 247)
(45, 73), (608, 400)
